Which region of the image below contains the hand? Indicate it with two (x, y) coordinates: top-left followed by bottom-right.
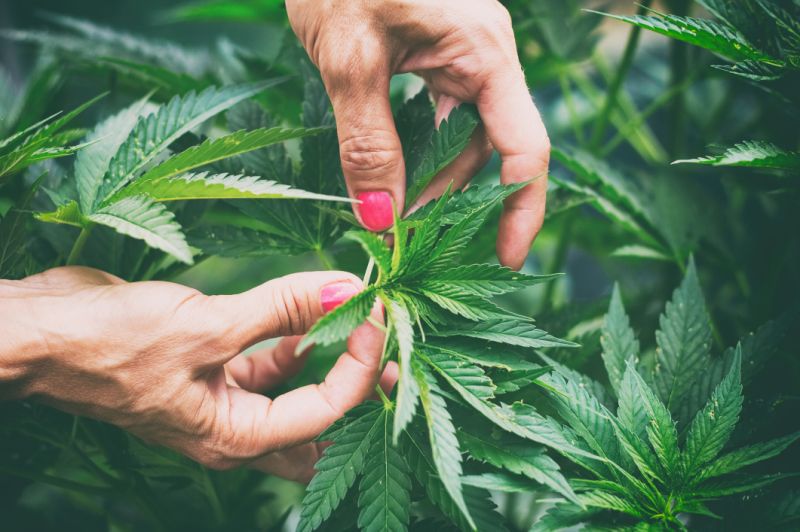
(287, 0), (549, 269)
(0, 266), (392, 482)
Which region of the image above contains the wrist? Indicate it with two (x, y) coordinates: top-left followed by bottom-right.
(0, 281), (59, 399)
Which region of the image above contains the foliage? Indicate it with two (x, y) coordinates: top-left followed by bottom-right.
(0, 0), (798, 530)
(526, 266), (799, 530)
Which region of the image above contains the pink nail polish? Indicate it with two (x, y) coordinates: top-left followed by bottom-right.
(321, 281), (360, 313)
(356, 191), (394, 232)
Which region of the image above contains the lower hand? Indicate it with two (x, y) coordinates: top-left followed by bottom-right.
(0, 266), (391, 482)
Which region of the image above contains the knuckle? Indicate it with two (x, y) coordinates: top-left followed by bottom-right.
(339, 131), (402, 179)
(267, 277), (312, 336)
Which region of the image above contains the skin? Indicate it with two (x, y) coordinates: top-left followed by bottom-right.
(287, 0), (550, 268)
(0, 0), (548, 481)
(0, 267), (396, 482)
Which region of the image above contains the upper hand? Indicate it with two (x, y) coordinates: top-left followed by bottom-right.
(287, 0), (550, 269)
(0, 266), (391, 482)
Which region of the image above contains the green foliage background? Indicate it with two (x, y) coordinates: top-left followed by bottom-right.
(0, 0), (798, 530)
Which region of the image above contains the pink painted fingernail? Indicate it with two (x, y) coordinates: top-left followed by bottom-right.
(321, 281), (360, 313)
(356, 191), (394, 232)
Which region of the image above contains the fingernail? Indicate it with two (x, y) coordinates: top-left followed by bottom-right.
(321, 281), (360, 313)
(355, 191), (394, 232)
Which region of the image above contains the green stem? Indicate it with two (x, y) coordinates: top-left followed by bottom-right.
(541, 216), (575, 312)
(559, 73), (585, 145)
(375, 385), (392, 409)
(600, 73), (697, 156)
(315, 247), (335, 270)
(66, 224), (93, 266)
(589, 0), (652, 150)
(667, 0), (691, 157)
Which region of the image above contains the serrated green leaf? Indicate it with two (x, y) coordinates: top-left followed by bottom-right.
(461, 472), (534, 493)
(459, 429), (578, 504)
(679, 311), (796, 424)
(682, 345), (743, 478)
(492, 367), (552, 394)
(423, 264), (561, 298)
(653, 258), (712, 413)
(97, 81), (278, 206)
(601, 283), (639, 397)
(578, 490), (644, 517)
(413, 359), (474, 529)
(612, 418), (665, 483)
(689, 473), (797, 498)
(551, 146), (654, 232)
(298, 63), (341, 197)
(405, 103), (479, 208)
(297, 287), (377, 353)
(386, 296), (419, 443)
(298, 405), (384, 532)
(114, 171), (347, 203)
(674, 140), (800, 171)
(712, 60), (785, 81)
(189, 225), (307, 257)
(420, 347), (495, 400)
(432, 319), (578, 349)
(426, 338), (543, 372)
(357, 409), (411, 532)
(419, 285), (523, 322)
(35, 200), (86, 228)
(133, 126), (327, 186)
(346, 230), (392, 276)
(406, 182), (527, 225)
(88, 195), (192, 264)
(539, 371), (620, 467)
(402, 426), (507, 532)
(617, 363), (650, 441)
(628, 363), (680, 478)
(0, 94), (104, 181)
(424, 191), (509, 271)
(75, 94), (154, 213)
(699, 431), (800, 481)
(592, 11), (774, 62)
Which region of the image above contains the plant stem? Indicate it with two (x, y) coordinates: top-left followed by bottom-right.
(589, 0), (652, 150)
(375, 385), (392, 409)
(541, 215), (575, 312)
(315, 247), (335, 270)
(667, 0), (691, 157)
(66, 224), (93, 266)
(559, 73), (585, 145)
(600, 73), (697, 156)
(362, 256), (375, 286)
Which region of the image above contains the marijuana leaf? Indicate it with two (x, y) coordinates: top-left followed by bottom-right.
(652, 258), (712, 413)
(297, 403), (385, 532)
(600, 283), (639, 397)
(674, 140), (800, 172)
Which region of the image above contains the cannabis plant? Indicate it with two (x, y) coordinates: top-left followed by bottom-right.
(515, 263), (798, 530)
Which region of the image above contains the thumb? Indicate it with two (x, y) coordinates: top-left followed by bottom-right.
(327, 67), (405, 232)
(210, 271), (364, 354)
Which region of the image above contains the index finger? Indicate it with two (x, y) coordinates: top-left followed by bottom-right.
(477, 66), (549, 270)
(227, 301), (385, 452)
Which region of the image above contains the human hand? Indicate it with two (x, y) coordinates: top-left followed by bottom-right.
(287, 0), (549, 269)
(0, 266), (391, 482)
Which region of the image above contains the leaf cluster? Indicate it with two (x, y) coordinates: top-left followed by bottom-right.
(528, 261), (799, 530)
(33, 80), (343, 265)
